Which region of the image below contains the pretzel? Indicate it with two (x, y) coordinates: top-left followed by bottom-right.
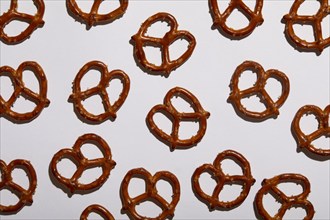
(50, 133), (116, 195)
(0, 159), (37, 214)
(192, 150), (255, 210)
(131, 12), (196, 76)
(0, 61), (50, 123)
(0, 0), (45, 44)
(66, 0), (128, 28)
(146, 87), (210, 150)
(68, 61), (130, 124)
(282, 0), (330, 53)
(255, 173), (315, 220)
(120, 168), (180, 220)
(292, 104), (330, 157)
(209, 0), (264, 38)
(80, 204), (114, 220)
(228, 60), (290, 121)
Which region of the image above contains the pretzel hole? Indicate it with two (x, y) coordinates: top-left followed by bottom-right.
(98, 0), (121, 14)
(82, 95), (105, 115)
(74, 1), (95, 13)
(11, 167), (30, 190)
(237, 70), (257, 90)
(79, 167), (103, 184)
(282, 205), (311, 220)
(321, 15), (330, 38)
(127, 177), (146, 198)
(11, 92), (38, 113)
(84, 211), (106, 220)
(292, 24), (315, 43)
(22, 69), (40, 94)
(242, 0), (257, 11)
(0, 1), (10, 13)
(264, 77), (283, 103)
(143, 45), (163, 66)
(178, 121), (200, 140)
(135, 200), (163, 218)
(215, 0), (230, 14)
(225, 9), (250, 30)
(261, 192), (282, 217)
(299, 113), (320, 135)
(198, 172), (218, 196)
(240, 95), (267, 112)
(311, 135), (330, 151)
(156, 179), (174, 203)
(0, 189), (19, 207)
(169, 38), (190, 61)
(105, 78), (123, 106)
(277, 182), (304, 198)
(153, 112), (173, 136)
(218, 184), (244, 203)
(80, 69), (101, 92)
(3, 20), (30, 37)
(296, 0), (321, 16)
(219, 158), (243, 176)
(56, 158), (78, 179)
(145, 20), (171, 38)
(80, 143), (105, 160)
(0, 74), (14, 102)
(170, 95), (195, 113)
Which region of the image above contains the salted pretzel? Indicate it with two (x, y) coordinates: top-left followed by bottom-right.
(131, 12), (196, 76)
(50, 133), (116, 194)
(146, 87), (210, 150)
(282, 0), (330, 53)
(120, 168), (180, 220)
(66, 0), (128, 27)
(0, 0), (45, 44)
(68, 61), (130, 124)
(292, 104), (330, 157)
(80, 204), (114, 220)
(209, 0), (264, 38)
(255, 173), (315, 220)
(192, 150), (255, 210)
(228, 60), (290, 121)
(0, 159), (37, 214)
(0, 61), (50, 123)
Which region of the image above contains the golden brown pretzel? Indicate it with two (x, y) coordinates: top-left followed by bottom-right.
(146, 87), (210, 150)
(68, 60), (130, 124)
(131, 12), (196, 76)
(0, 0), (45, 44)
(282, 0), (330, 53)
(50, 133), (116, 195)
(80, 204), (114, 220)
(0, 159), (37, 214)
(66, 0), (128, 28)
(255, 173), (315, 220)
(292, 104), (330, 157)
(0, 61), (50, 123)
(209, 0), (264, 38)
(228, 60), (290, 121)
(192, 150), (255, 210)
(120, 168), (180, 220)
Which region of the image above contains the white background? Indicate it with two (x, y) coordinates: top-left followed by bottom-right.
(0, 0), (329, 219)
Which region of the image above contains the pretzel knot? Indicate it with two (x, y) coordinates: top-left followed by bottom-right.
(209, 0), (264, 38)
(66, 0), (128, 28)
(192, 150), (255, 210)
(292, 104), (330, 157)
(255, 173), (315, 220)
(120, 168), (180, 220)
(0, 0), (45, 44)
(228, 60), (290, 121)
(146, 87), (210, 150)
(68, 61), (130, 124)
(131, 12), (196, 76)
(80, 204), (114, 220)
(0, 159), (37, 214)
(282, 0), (330, 53)
(0, 61), (50, 123)
(50, 133), (116, 195)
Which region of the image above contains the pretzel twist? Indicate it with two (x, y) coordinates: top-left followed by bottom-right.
(66, 0), (128, 27)
(0, 61), (50, 123)
(192, 150), (255, 210)
(132, 12), (196, 76)
(80, 204), (114, 220)
(228, 60), (290, 121)
(68, 61), (130, 124)
(0, 159), (37, 214)
(0, 0), (45, 44)
(146, 87), (210, 150)
(50, 133), (116, 194)
(292, 104), (330, 157)
(282, 0), (330, 53)
(255, 173), (315, 220)
(120, 168), (180, 220)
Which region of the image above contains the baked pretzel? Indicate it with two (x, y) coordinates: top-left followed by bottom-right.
(131, 12), (196, 76)
(0, 159), (37, 214)
(68, 61), (130, 124)
(192, 150), (255, 210)
(66, 0), (128, 28)
(50, 133), (116, 195)
(228, 60), (290, 121)
(0, 61), (50, 123)
(255, 173), (315, 220)
(146, 87), (210, 150)
(292, 104), (330, 157)
(0, 0), (45, 44)
(282, 0), (330, 53)
(209, 0), (264, 38)
(80, 204), (114, 220)
(120, 168), (180, 220)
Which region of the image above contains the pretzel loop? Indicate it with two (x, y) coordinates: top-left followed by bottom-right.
(0, 0), (45, 44)
(192, 150), (255, 210)
(120, 168), (180, 220)
(255, 173), (315, 220)
(0, 159), (37, 214)
(80, 204), (114, 220)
